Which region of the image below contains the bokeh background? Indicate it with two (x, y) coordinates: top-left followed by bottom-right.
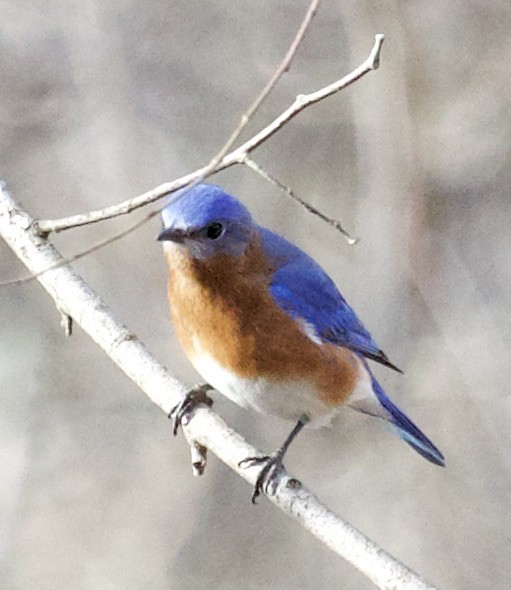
(1, 1), (510, 588)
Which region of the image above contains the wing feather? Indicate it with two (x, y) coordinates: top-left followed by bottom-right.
(260, 227), (402, 373)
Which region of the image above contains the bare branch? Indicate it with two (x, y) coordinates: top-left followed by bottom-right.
(0, 157), (359, 288)
(1, 31), (381, 288)
(243, 156), (358, 244)
(0, 179), (438, 590)
(35, 33), (384, 235)
(201, 0), (320, 175)
(230, 33), (385, 156)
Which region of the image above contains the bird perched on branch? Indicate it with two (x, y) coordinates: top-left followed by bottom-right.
(158, 183), (444, 502)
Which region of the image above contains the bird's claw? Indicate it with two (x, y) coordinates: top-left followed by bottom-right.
(168, 383), (213, 436)
(239, 453), (284, 504)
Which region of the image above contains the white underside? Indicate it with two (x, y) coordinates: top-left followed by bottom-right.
(346, 364), (389, 420)
(190, 345), (386, 429)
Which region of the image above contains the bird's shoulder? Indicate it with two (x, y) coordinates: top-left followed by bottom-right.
(258, 225), (348, 311)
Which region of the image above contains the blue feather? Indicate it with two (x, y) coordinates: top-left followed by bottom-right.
(260, 227), (401, 372)
(371, 376), (445, 466)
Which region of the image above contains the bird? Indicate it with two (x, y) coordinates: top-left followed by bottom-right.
(157, 183), (445, 502)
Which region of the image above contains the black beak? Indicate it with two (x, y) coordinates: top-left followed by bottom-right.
(157, 227), (187, 243)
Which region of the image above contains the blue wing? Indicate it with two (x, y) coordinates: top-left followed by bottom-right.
(260, 227), (402, 373)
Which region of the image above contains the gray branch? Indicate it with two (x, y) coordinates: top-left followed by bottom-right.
(35, 34), (384, 235)
(0, 179), (438, 590)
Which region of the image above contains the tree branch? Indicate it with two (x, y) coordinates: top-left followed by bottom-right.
(2, 28), (380, 287)
(199, 0), (320, 177)
(34, 33), (384, 236)
(0, 208), (160, 287)
(0, 180), (438, 590)
(0, 156), (358, 289)
(243, 156), (358, 244)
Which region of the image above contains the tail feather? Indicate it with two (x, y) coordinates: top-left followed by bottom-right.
(371, 377), (445, 467)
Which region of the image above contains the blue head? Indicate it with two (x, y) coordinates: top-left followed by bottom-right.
(157, 183), (254, 259)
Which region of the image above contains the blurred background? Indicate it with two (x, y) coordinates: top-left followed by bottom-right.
(1, 0), (510, 588)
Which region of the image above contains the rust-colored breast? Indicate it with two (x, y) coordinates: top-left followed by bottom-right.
(165, 237), (358, 407)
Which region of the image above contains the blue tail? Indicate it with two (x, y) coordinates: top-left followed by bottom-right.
(371, 377), (445, 467)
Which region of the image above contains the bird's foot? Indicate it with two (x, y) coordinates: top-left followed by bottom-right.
(238, 414), (309, 504)
(168, 383), (213, 436)
(239, 452), (285, 504)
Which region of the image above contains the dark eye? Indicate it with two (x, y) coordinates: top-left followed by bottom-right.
(206, 222), (223, 240)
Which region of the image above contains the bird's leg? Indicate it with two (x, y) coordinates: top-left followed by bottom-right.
(168, 383), (213, 436)
(239, 413), (310, 504)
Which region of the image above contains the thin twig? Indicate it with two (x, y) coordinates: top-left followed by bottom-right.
(35, 33), (384, 235)
(243, 156), (358, 245)
(0, 180), (439, 590)
(2, 33), (384, 288)
(201, 0), (320, 175)
(35, 0), (321, 236)
(122, 0), (319, 252)
(0, 209), (160, 287)
(0, 159), (358, 288)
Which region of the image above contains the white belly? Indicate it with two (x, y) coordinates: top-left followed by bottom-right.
(191, 350), (339, 428)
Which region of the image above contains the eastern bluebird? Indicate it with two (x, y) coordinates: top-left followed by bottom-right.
(158, 183), (444, 502)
